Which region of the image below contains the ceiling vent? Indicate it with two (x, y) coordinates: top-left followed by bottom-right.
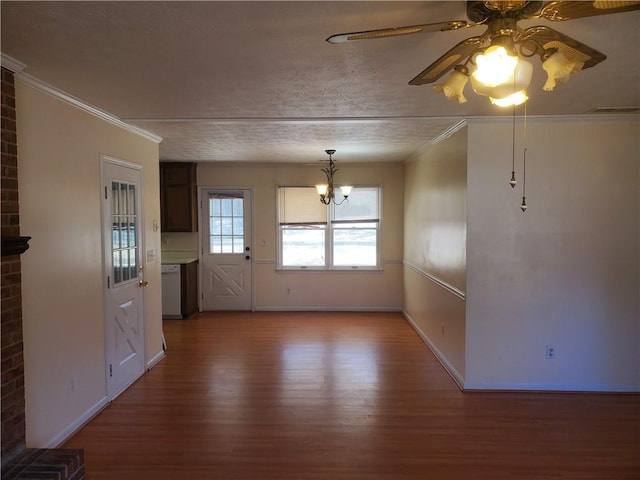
(589, 106), (640, 114)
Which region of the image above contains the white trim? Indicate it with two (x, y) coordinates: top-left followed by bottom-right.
(146, 350), (165, 370)
(14, 71), (162, 144)
(45, 395), (110, 448)
(403, 260), (466, 300)
(464, 113), (640, 124)
(123, 115), (468, 125)
(255, 306), (402, 312)
(402, 310), (465, 390)
(430, 119), (467, 145)
(0, 53), (26, 73)
(463, 382), (640, 393)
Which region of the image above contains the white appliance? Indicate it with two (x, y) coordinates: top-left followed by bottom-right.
(161, 264), (182, 319)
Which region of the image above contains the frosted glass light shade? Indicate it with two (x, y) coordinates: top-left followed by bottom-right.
(490, 90), (528, 107)
(542, 51), (584, 91)
(340, 185), (353, 197)
(471, 57), (533, 105)
(471, 46), (518, 87)
(315, 184), (328, 196)
(433, 69), (469, 104)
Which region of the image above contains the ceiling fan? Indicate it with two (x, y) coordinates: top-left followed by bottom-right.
(327, 1), (640, 106)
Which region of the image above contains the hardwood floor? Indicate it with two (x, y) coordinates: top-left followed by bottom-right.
(63, 312), (640, 479)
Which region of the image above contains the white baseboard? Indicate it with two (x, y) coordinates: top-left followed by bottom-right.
(147, 350), (165, 370)
(402, 310), (465, 390)
(45, 396), (110, 448)
(463, 381), (640, 393)
(254, 306), (403, 312)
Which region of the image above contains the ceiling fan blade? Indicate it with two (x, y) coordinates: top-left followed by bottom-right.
(409, 35), (483, 85)
(326, 20), (469, 44)
(521, 25), (606, 69)
(538, 1), (640, 21)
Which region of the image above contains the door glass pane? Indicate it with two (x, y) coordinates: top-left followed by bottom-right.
(208, 193), (244, 254)
(111, 181), (138, 285)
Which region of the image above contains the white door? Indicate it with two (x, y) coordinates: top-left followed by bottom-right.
(102, 157), (146, 399)
(201, 189), (252, 310)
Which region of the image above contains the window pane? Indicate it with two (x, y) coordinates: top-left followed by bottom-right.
(210, 236), (221, 253)
(333, 229), (377, 266)
(233, 237), (244, 253)
(222, 236), (233, 253)
(112, 182), (120, 214)
(210, 217), (221, 235)
(221, 217), (233, 235)
(233, 217), (243, 235)
(232, 198), (243, 216)
(127, 184), (136, 215)
(211, 198), (221, 216)
(334, 187), (379, 222)
(282, 227), (325, 266)
(221, 199), (232, 216)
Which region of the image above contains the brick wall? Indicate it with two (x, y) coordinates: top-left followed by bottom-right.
(1, 66), (26, 467)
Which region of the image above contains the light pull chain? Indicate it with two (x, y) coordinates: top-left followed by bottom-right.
(509, 103), (517, 188)
(521, 148), (528, 212)
(520, 101), (528, 212)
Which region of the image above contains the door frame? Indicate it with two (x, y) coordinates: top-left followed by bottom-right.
(198, 185), (255, 311)
(100, 154), (147, 400)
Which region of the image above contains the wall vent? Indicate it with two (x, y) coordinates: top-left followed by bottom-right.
(589, 106), (640, 114)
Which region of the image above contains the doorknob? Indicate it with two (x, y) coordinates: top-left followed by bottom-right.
(139, 280), (149, 287)
(245, 255), (251, 260)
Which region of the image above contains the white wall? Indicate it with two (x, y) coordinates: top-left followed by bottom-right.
(197, 163), (404, 311)
(402, 126), (467, 382)
(465, 116), (640, 391)
(16, 80), (163, 447)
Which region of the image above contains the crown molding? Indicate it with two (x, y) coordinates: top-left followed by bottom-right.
(0, 53), (26, 73)
(3, 54), (162, 144)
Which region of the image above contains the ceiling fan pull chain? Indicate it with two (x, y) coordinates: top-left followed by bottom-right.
(509, 101), (517, 188)
(521, 101), (528, 213)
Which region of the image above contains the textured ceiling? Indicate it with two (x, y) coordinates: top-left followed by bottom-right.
(1, 1), (639, 164)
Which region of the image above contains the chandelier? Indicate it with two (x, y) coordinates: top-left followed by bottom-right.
(315, 149), (352, 205)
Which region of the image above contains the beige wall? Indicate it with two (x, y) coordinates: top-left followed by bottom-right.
(465, 116), (640, 391)
(402, 126), (467, 382)
(197, 163), (404, 310)
(16, 81), (162, 447)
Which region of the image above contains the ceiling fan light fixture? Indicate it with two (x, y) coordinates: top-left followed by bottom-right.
(471, 56), (533, 106)
(471, 45), (519, 88)
(490, 90), (529, 107)
(433, 65), (469, 103)
(542, 50), (584, 91)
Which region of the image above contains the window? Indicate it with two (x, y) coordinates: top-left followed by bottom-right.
(208, 193), (244, 253)
(278, 186), (380, 269)
(111, 181), (138, 284)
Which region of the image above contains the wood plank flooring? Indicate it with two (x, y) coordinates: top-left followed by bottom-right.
(63, 312), (640, 479)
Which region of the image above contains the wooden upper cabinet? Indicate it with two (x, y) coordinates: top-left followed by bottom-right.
(160, 162), (198, 232)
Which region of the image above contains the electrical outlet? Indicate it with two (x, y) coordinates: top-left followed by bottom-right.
(441, 323), (445, 335)
(287, 288), (291, 295)
(546, 345), (556, 359)
(69, 379), (75, 392)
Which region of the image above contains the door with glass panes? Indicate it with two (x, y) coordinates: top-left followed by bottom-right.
(102, 158), (146, 399)
(201, 189), (252, 310)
